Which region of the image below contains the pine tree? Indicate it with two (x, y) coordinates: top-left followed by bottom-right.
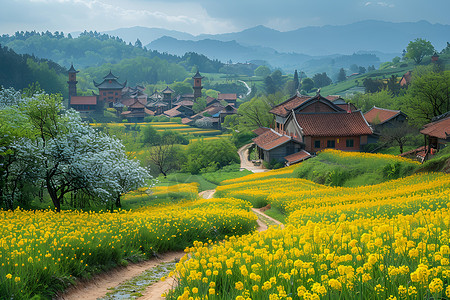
(293, 70), (299, 92)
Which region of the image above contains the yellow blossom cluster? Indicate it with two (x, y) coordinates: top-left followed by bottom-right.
(0, 197), (256, 299)
(167, 206), (450, 299)
(318, 149), (421, 165)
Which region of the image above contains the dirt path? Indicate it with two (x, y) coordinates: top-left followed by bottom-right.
(58, 251), (184, 300)
(238, 143), (268, 173)
(251, 208), (285, 229)
(198, 189), (215, 199)
(58, 190), (283, 300)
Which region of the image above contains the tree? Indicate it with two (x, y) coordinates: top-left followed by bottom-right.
(183, 139), (239, 174)
(405, 70), (450, 126)
(380, 121), (416, 154)
(5, 92), (150, 212)
(254, 65), (271, 77)
(264, 76), (276, 94)
(270, 70), (284, 91)
(293, 70), (299, 92)
(301, 78), (314, 93)
(141, 125), (161, 145)
(337, 68), (347, 82)
(363, 78), (384, 93)
(406, 38), (435, 64)
(386, 75), (400, 96)
(312, 72), (332, 88)
(237, 96), (273, 129)
(192, 96), (207, 113)
(147, 140), (181, 177)
(358, 66), (366, 74)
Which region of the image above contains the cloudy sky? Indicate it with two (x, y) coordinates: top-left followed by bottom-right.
(1, 0), (449, 35)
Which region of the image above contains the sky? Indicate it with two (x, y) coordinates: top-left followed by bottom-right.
(1, 0), (449, 36)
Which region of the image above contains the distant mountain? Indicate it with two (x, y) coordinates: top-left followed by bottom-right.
(147, 36), (312, 68)
(104, 20), (449, 66)
(194, 20), (450, 56)
(101, 26), (195, 45)
(147, 36), (384, 75)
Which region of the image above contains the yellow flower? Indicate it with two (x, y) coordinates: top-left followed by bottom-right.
(6, 274), (12, 279)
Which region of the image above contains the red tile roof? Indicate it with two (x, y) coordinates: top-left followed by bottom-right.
(70, 96), (97, 105)
(284, 150), (311, 165)
(253, 129), (294, 151)
(163, 105), (183, 118)
(181, 118), (194, 124)
(420, 116), (450, 139)
(325, 95), (341, 101)
(128, 99), (146, 108)
(144, 108), (155, 116)
(364, 106), (402, 125)
(296, 111), (373, 137)
(176, 100), (194, 107)
(218, 93), (237, 101)
(253, 127), (271, 136)
(269, 94), (311, 117)
(336, 103), (357, 112)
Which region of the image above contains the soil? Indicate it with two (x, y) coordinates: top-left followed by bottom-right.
(57, 251), (185, 300)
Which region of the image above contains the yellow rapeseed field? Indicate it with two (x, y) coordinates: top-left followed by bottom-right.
(0, 196), (257, 299)
(166, 151), (450, 300)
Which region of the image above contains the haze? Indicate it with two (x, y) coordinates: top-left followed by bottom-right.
(1, 0), (449, 35)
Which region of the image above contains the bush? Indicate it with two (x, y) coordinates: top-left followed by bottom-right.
(183, 139), (239, 174)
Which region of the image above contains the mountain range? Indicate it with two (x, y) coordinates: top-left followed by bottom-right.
(103, 20), (449, 56)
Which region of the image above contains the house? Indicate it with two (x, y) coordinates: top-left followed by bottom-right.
(364, 107), (407, 130)
(400, 71), (412, 87)
(163, 105), (195, 119)
(253, 128), (304, 163)
(120, 99), (154, 122)
(420, 112), (450, 156)
(68, 64), (100, 113)
(219, 104), (238, 125)
(331, 97), (357, 112)
(69, 96), (98, 112)
(218, 93), (237, 106)
(254, 92), (373, 164)
(94, 71), (127, 107)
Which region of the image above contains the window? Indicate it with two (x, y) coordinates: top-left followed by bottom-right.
(115, 92), (118, 95)
(346, 139), (354, 148)
(314, 140), (321, 148)
(327, 140), (335, 148)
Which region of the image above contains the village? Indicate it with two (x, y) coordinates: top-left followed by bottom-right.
(68, 65), (449, 168)
(1, 2), (450, 298)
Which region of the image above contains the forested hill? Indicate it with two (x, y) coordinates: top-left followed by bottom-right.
(0, 44), (67, 94)
(0, 31), (225, 74)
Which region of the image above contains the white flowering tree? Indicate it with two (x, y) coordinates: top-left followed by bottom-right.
(1, 90), (150, 211)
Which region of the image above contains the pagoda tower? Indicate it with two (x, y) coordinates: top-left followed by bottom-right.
(67, 64), (79, 99)
(192, 70), (203, 100)
(94, 70), (127, 106)
(161, 86), (175, 109)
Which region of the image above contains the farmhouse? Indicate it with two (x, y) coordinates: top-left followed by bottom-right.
(253, 92), (373, 165)
(420, 112), (450, 155)
(364, 106), (407, 132)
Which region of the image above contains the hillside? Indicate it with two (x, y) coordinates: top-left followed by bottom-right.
(0, 44), (67, 93)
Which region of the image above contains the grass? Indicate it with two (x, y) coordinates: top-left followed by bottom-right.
(293, 149), (420, 187)
(156, 164), (253, 192)
(263, 207), (287, 224)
